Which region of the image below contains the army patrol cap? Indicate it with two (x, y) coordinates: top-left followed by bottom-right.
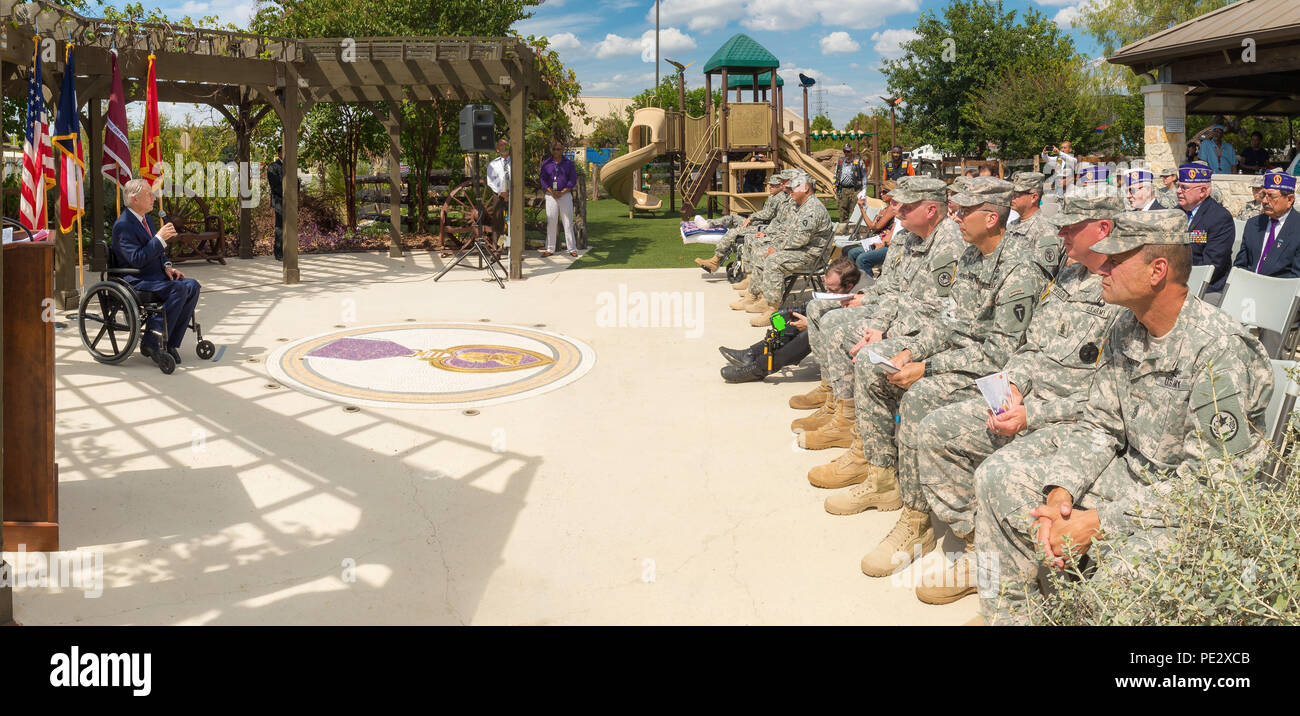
(1090, 209), (1190, 255)
(776, 169), (798, 181)
(1159, 166), (1178, 178)
(767, 173), (786, 186)
(949, 176), (972, 195)
(951, 176), (1014, 207)
(1010, 171), (1046, 194)
(891, 176), (948, 204)
(1047, 192), (1126, 227)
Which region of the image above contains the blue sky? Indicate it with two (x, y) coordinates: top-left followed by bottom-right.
(515, 0), (1104, 126)
(112, 0), (1103, 128)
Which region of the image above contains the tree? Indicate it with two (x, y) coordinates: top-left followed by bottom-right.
(589, 110), (630, 151)
(810, 115), (834, 132)
(880, 0), (1079, 155)
(968, 62), (1107, 160)
(626, 76), (718, 122)
(1074, 0), (1233, 56)
(300, 104), (385, 230)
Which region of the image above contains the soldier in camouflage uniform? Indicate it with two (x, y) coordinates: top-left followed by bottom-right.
(973, 209), (1273, 625)
(1238, 183), (1265, 221)
(839, 178), (1052, 578)
(1006, 171), (1065, 277)
(910, 192), (1126, 605)
(731, 172), (800, 310)
(746, 173), (834, 326)
(1154, 167), (1179, 210)
(796, 179), (963, 455)
(698, 172), (790, 275)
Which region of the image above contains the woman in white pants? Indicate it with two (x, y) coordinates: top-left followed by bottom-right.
(540, 140), (579, 257)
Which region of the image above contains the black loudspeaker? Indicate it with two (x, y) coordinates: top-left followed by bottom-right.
(459, 104), (495, 152)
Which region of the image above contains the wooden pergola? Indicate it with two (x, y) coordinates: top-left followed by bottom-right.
(0, 0), (549, 306)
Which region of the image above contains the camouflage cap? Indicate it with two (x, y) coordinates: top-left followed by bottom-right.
(1090, 209), (1190, 255)
(951, 176), (1014, 207)
(1010, 171), (1046, 194)
(1047, 191), (1126, 227)
(776, 169), (798, 181)
(767, 173), (785, 186)
(949, 176), (972, 195)
(891, 176), (947, 204)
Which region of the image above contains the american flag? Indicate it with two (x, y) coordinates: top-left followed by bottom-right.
(19, 37), (54, 231)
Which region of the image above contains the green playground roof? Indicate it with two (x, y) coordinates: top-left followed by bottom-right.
(703, 34), (780, 73)
(723, 71), (784, 88)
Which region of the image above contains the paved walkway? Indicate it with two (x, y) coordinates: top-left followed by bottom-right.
(13, 250), (977, 624)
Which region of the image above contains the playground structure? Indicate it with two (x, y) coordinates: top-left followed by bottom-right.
(599, 34), (845, 220)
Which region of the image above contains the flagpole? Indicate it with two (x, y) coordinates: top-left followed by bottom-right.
(76, 215), (83, 294)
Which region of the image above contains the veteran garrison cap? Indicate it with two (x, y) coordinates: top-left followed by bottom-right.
(951, 176), (1014, 207)
(1263, 170), (1297, 192)
(1090, 209), (1190, 255)
(1047, 191), (1126, 227)
(1178, 163), (1213, 183)
(891, 176), (948, 204)
(1010, 171), (1046, 194)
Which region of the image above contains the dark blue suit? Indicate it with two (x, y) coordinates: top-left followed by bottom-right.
(1233, 209), (1300, 279)
(1186, 197), (1235, 294)
(111, 209), (201, 351)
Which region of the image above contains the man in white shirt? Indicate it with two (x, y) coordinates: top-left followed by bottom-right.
(485, 138), (510, 244)
(1040, 140), (1077, 195)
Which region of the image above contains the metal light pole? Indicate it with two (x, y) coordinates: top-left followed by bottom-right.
(655, 1), (660, 93)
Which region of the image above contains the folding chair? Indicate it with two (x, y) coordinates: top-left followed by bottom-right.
(1188, 264), (1213, 299)
(1266, 360), (1299, 446)
(1217, 267), (1300, 358)
(779, 235), (840, 308)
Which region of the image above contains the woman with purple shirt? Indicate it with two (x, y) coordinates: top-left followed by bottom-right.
(540, 140), (579, 257)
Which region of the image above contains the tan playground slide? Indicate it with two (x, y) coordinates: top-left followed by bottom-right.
(600, 107), (666, 211)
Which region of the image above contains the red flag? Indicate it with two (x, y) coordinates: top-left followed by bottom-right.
(19, 35), (54, 231)
(102, 49), (131, 188)
(138, 52), (161, 182)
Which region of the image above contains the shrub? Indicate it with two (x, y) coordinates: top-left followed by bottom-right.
(1028, 416), (1300, 626)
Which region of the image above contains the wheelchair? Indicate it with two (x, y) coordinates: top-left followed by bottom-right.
(77, 239), (215, 375)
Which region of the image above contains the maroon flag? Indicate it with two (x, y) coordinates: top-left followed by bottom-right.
(102, 49), (131, 188)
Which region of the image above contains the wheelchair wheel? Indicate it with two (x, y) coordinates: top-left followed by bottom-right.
(156, 351), (176, 375)
(196, 340), (216, 360)
(79, 281), (141, 364)
(726, 258), (745, 283)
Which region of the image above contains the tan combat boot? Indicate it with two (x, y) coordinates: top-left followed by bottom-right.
(729, 294), (752, 311)
(749, 300), (780, 327)
(791, 392), (835, 432)
(733, 276), (750, 292)
(823, 462), (904, 514)
(798, 399), (855, 450)
(789, 381), (830, 410)
(807, 440), (872, 489)
(695, 255), (721, 272)
(916, 535), (977, 605)
(860, 507), (936, 577)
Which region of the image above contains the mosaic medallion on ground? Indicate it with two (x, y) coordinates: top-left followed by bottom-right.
(267, 323), (596, 409)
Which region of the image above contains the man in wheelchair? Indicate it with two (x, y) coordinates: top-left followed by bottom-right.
(112, 178), (202, 367)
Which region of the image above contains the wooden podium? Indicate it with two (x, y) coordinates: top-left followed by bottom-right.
(2, 241), (58, 551)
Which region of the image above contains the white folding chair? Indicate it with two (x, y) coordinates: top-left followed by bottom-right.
(1232, 219), (1247, 263)
(1188, 264), (1214, 299)
(1217, 267), (1300, 358)
(1266, 360), (1300, 445)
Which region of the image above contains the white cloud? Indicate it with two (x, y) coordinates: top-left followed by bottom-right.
(654, 0), (746, 33)
(820, 32), (860, 55)
(744, 0), (922, 32)
(594, 27), (696, 61)
(547, 32), (583, 52)
(586, 72), (657, 94)
(871, 28), (920, 59)
(1053, 4), (1083, 27)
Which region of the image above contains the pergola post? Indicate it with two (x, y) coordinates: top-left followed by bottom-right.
(88, 95), (105, 254)
(383, 106), (405, 258)
(236, 101), (254, 259)
(508, 83), (527, 280)
(276, 62), (311, 285)
(1141, 83), (1190, 176)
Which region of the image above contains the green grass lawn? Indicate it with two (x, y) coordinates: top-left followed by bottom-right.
(570, 199), (715, 270)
